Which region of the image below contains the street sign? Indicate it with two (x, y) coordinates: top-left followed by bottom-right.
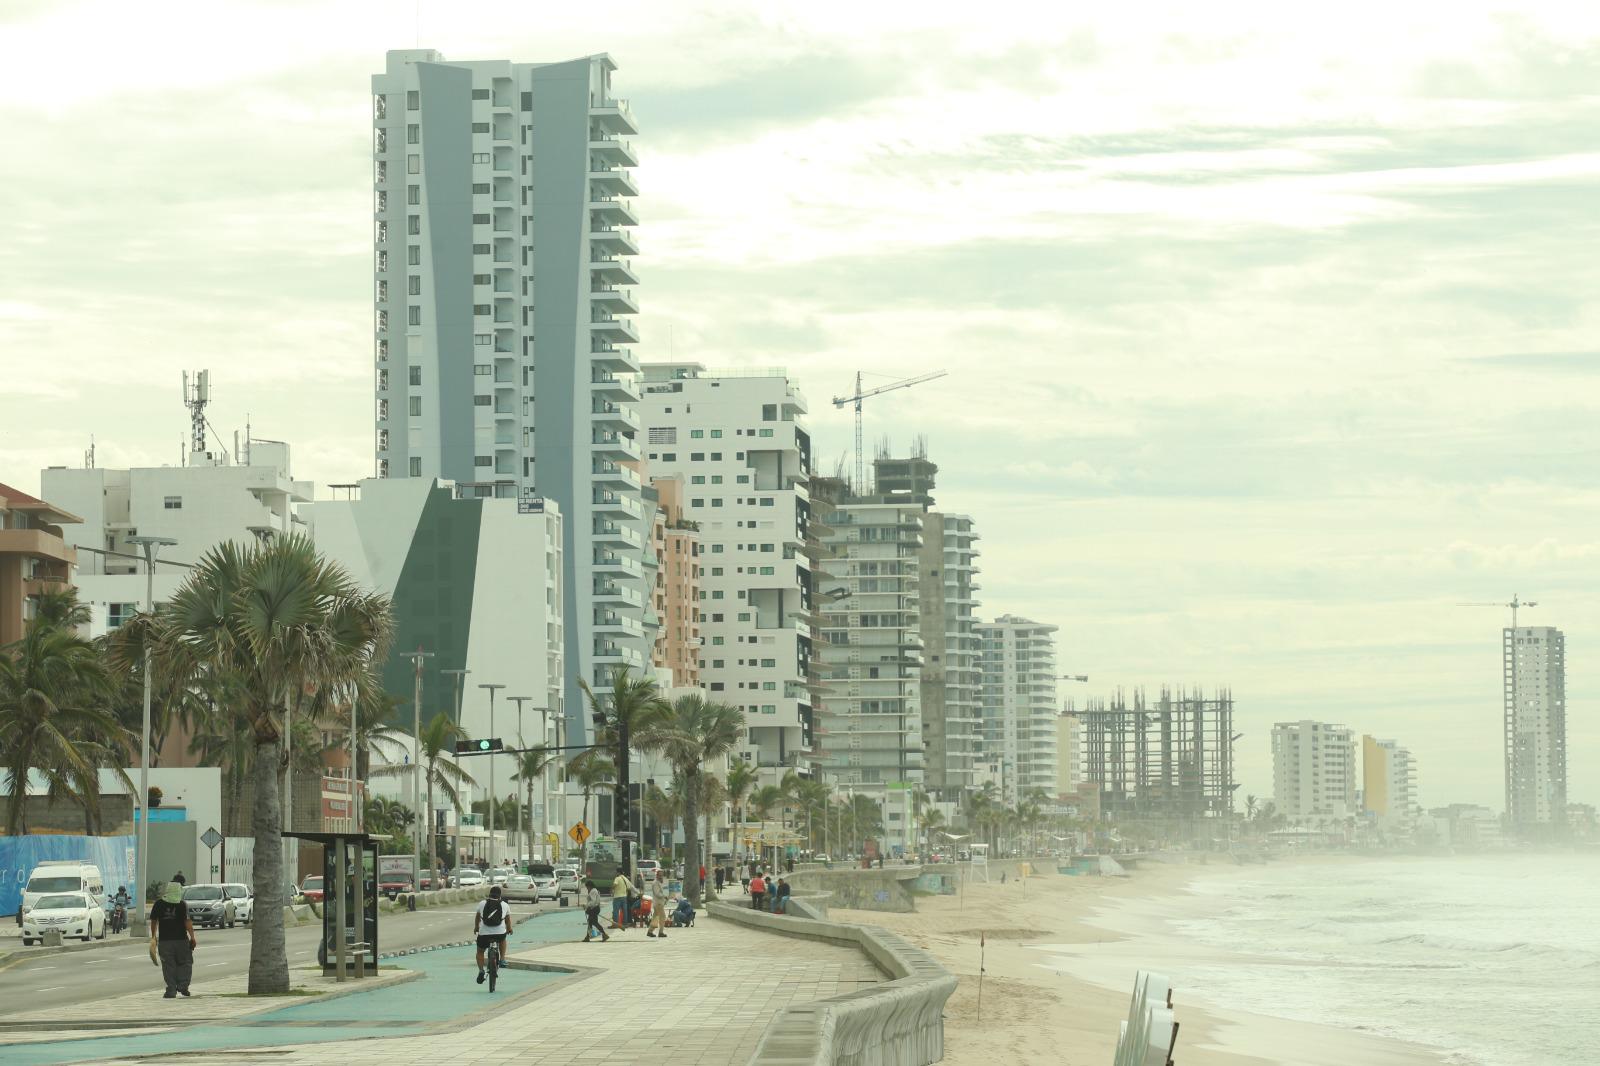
(200, 827), (222, 850)
(568, 822), (590, 845)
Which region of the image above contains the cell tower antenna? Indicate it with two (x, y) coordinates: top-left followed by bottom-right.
(85, 435), (95, 470)
(182, 370), (211, 461)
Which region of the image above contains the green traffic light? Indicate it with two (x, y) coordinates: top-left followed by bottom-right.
(477, 739), (491, 751)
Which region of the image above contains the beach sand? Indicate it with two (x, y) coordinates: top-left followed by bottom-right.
(824, 860), (1449, 1066)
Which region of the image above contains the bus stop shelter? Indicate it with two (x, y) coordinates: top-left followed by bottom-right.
(284, 831), (380, 980)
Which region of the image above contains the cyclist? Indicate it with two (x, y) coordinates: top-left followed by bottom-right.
(473, 885), (512, 984)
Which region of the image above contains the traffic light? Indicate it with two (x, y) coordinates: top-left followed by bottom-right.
(454, 738), (504, 756)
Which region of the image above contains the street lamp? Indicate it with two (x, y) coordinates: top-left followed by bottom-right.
(479, 683), (505, 868)
(441, 668), (471, 723)
(127, 534), (176, 930)
(506, 695), (536, 864)
(403, 648), (434, 889)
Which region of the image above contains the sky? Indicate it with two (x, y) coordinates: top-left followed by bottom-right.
(2, 0), (1598, 810)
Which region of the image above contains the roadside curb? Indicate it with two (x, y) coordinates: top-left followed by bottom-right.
(0, 934), (136, 973)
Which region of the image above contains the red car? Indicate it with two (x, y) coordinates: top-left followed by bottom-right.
(378, 875), (413, 899)
(299, 875), (325, 903)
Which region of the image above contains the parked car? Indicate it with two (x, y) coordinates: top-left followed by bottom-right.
(20, 892), (106, 943)
(502, 874), (538, 902)
(183, 884), (236, 928)
(634, 859), (661, 883)
(299, 875), (325, 903)
(221, 883), (254, 924)
(378, 874), (414, 899)
(18, 861), (105, 929)
(554, 866), (580, 895)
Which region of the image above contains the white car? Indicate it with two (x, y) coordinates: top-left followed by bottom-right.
(634, 859), (661, 883)
(21, 892), (106, 944)
(531, 874), (559, 901)
(554, 867), (580, 895)
(221, 883), (254, 924)
(455, 869), (486, 889)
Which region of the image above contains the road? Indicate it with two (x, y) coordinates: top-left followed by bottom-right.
(0, 898), (552, 1017)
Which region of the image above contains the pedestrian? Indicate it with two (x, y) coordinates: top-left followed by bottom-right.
(714, 866), (725, 892)
(647, 870), (670, 939)
(581, 879), (610, 942)
(749, 870), (766, 911)
(740, 862), (751, 894)
(149, 882), (196, 998)
(786, 856), (795, 874)
(171, 870), (187, 887)
(775, 877), (791, 914)
(610, 869), (636, 930)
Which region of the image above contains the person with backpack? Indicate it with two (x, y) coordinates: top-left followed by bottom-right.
(472, 885), (512, 984)
(582, 878), (609, 942)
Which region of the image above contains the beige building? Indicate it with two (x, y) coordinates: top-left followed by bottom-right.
(0, 481), (80, 645)
(649, 475), (701, 689)
(1056, 711), (1083, 800)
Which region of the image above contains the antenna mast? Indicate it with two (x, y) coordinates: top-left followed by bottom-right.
(182, 370), (211, 462)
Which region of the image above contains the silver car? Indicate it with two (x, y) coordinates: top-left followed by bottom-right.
(182, 884), (237, 929)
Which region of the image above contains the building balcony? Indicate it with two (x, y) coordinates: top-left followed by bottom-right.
(590, 344), (639, 373)
(593, 640), (645, 668)
(593, 581), (644, 608)
(589, 168), (639, 197)
(590, 255), (639, 286)
(591, 430), (640, 460)
(592, 463), (642, 493)
(590, 227), (640, 256)
(0, 529), (76, 566)
(590, 399), (636, 432)
(590, 371), (641, 403)
(592, 521), (643, 551)
(589, 198), (640, 227)
(593, 611), (644, 637)
(589, 96), (638, 136)
(589, 137), (639, 167)
(590, 287), (639, 316)
(592, 551), (642, 576)
(591, 316), (640, 345)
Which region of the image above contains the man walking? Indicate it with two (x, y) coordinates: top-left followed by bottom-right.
(610, 869), (637, 930)
(582, 879), (610, 942)
(647, 870), (670, 939)
(148, 882), (196, 998)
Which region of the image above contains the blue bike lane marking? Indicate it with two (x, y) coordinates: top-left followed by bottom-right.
(5, 909), (589, 1066)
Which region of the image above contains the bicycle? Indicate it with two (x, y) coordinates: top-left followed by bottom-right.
(486, 937), (501, 993)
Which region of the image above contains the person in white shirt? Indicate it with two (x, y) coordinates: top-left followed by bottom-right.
(473, 885), (512, 983)
(582, 879), (610, 942)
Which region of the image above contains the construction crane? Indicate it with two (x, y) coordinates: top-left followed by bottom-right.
(831, 370), (948, 490)
(1458, 594), (1538, 631)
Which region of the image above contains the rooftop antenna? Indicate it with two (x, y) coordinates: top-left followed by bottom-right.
(182, 370), (210, 462)
(84, 435), (95, 470)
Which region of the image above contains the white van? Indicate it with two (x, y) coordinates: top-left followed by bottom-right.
(21, 861), (105, 923)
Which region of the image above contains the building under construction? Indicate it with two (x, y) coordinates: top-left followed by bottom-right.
(1078, 688), (1237, 830)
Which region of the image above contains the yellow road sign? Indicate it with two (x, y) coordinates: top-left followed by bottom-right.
(569, 821), (590, 845)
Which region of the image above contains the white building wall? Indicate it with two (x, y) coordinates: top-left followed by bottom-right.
(1272, 720), (1357, 822)
(978, 616), (1059, 807)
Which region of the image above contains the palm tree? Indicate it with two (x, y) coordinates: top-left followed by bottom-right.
(642, 782), (680, 860)
(345, 687), (411, 785)
(0, 603), (125, 835)
(155, 535), (393, 994)
(373, 710), (474, 885)
(795, 780), (832, 853)
(512, 745), (559, 863)
(569, 755), (615, 872)
(699, 774), (729, 896)
(725, 760), (757, 852)
(634, 694), (745, 903)
(577, 666), (669, 866)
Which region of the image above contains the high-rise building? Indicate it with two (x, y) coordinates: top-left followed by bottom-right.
(1271, 720), (1357, 822)
(1056, 711), (1083, 799)
(917, 511), (982, 804)
(371, 50), (651, 734)
(977, 616), (1059, 807)
(1361, 736), (1419, 831)
(645, 473), (700, 690)
(1504, 625), (1566, 835)
(814, 482), (925, 846)
(633, 363), (816, 779)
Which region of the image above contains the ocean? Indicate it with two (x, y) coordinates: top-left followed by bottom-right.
(1045, 854), (1600, 1066)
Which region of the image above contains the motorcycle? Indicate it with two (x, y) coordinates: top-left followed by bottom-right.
(110, 901), (128, 934)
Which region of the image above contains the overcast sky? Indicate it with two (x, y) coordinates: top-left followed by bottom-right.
(3, 1), (1597, 809)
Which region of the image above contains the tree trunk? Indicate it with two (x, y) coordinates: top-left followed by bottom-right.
(703, 804), (714, 900)
(682, 773), (702, 904)
(248, 735), (290, 994)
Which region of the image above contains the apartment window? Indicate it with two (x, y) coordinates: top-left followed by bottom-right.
(760, 497), (774, 507)
(472, 152), (491, 164)
(736, 475), (749, 484)
(407, 216), (420, 235)
(407, 123), (420, 144)
(762, 705), (776, 714)
(689, 452), (704, 462)
(711, 498), (723, 507)
(472, 243), (491, 254)
(475, 456), (492, 467)
(473, 303), (491, 315)
(473, 364), (492, 376)
(691, 476), (705, 485)
(408, 365), (422, 386)
(691, 499), (703, 507)
(762, 403), (777, 421)
(521, 91), (532, 110)
(473, 273), (491, 285)
(474, 395), (492, 406)
(710, 682), (725, 691)
(472, 213), (491, 225)
(711, 453), (723, 461)
(710, 567), (723, 576)
(690, 429), (703, 439)
(474, 334), (491, 346)
(407, 153), (420, 173)
(712, 591), (724, 600)
(763, 682), (776, 691)
(107, 602), (137, 628)
(759, 566), (775, 575)
(408, 275), (421, 295)
(472, 182), (491, 194)
(408, 396), (422, 416)
(472, 88), (490, 100)
(710, 429), (722, 438)
(711, 636), (725, 646)
(408, 457), (422, 476)
(408, 306), (421, 325)
(472, 122), (490, 133)
(408, 245), (421, 265)
(710, 475), (722, 484)
(406, 90), (419, 110)
(662, 452), (677, 461)
(163, 496), (182, 510)
(711, 544), (724, 553)
(759, 428), (774, 437)
(407, 184), (420, 205)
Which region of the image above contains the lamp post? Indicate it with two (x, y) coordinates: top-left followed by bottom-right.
(506, 696), (535, 864)
(440, 668), (470, 863)
(127, 534), (176, 930)
(403, 648), (433, 888)
(479, 684), (504, 868)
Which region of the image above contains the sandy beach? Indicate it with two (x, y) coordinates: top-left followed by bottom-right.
(824, 859), (1451, 1066)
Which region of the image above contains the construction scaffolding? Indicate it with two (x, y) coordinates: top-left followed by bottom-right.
(1079, 688), (1237, 831)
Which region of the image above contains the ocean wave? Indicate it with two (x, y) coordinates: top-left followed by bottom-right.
(1378, 932), (1600, 966)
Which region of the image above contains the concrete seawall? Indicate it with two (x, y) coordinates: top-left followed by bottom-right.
(783, 858), (1058, 914)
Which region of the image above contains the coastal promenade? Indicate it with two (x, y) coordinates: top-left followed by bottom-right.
(1, 906), (886, 1066)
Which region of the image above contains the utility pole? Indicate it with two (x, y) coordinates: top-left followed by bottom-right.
(507, 696), (535, 864)
(403, 647), (433, 888)
(127, 535), (176, 933)
(480, 684), (505, 868)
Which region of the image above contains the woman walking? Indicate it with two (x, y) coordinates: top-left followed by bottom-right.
(582, 879), (610, 943)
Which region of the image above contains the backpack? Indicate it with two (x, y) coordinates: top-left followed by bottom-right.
(481, 898), (504, 927)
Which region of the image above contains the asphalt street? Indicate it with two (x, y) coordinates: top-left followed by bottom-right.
(0, 898), (551, 1017)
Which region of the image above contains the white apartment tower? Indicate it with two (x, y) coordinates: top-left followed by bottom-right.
(634, 364), (816, 779)
(1272, 720), (1358, 822)
(977, 616), (1059, 807)
(815, 482), (926, 846)
(1505, 625), (1567, 835)
(371, 50), (652, 730)
(917, 512), (982, 803)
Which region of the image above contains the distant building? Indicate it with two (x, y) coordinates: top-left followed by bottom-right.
(1272, 720), (1357, 823)
(1361, 736), (1419, 831)
(645, 473), (700, 690)
(1504, 625), (1566, 837)
(1428, 803), (1504, 850)
(978, 616), (1059, 807)
(0, 482), (79, 645)
(1056, 711), (1083, 799)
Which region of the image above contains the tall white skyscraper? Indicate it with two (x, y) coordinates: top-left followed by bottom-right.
(1505, 625), (1566, 835)
(977, 616), (1059, 807)
(370, 50), (651, 730)
(633, 363), (817, 781)
(1271, 720), (1357, 822)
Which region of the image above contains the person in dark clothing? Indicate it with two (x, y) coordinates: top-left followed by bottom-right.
(171, 871), (187, 886)
(149, 882), (196, 997)
(714, 866), (725, 892)
(581, 879), (610, 943)
(786, 857), (795, 874)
